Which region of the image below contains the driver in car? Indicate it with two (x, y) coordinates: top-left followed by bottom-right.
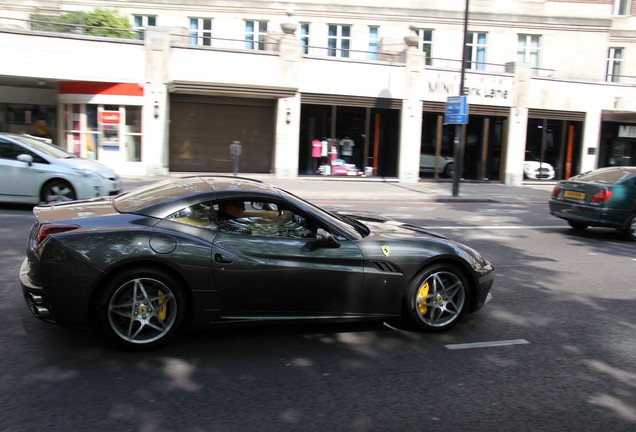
(217, 201), (252, 234)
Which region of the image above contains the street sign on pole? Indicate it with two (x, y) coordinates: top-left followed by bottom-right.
(444, 95), (469, 124)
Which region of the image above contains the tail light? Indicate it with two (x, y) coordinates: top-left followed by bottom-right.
(591, 189), (612, 203)
(551, 186), (559, 198)
(36, 224), (79, 246)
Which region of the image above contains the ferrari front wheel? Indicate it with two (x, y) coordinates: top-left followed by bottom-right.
(404, 264), (469, 332)
(97, 268), (185, 350)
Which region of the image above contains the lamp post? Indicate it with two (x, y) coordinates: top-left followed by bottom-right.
(452, 0), (470, 197)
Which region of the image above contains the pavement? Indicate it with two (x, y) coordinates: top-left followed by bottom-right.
(121, 173), (555, 204)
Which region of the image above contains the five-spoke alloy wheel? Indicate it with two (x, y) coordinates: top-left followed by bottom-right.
(41, 179), (76, 203)
(98, 268), (185, 349)
(405, 264), (469, 331)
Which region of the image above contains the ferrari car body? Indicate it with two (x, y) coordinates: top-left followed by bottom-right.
(20, 176), (494, 349)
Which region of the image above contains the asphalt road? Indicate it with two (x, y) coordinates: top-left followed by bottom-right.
(1, 199), (635, 432)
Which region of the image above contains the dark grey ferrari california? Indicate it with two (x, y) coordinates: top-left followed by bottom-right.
(20, 176), (494, 349)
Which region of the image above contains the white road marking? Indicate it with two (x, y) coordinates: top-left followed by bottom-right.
(445, 339), (530, 350)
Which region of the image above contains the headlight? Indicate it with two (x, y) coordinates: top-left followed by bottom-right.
(73, 168), (104, 180)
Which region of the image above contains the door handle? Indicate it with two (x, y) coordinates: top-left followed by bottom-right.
(214, 253), (233, 264)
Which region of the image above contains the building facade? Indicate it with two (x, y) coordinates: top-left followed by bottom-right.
(1, 0), (635, 184)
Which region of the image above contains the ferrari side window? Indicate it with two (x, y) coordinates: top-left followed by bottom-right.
(166, 201), (215, 229)
(215, 199), (316, 239)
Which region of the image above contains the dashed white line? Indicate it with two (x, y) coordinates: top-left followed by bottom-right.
(445, 339), (530, 350)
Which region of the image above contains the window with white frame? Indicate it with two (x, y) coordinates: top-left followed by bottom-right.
(613, 0), (632, 15)
(465, 32), (487, 70)
(606, 47), (624, 82)
(517, 34), (541, 73)
(416, 29), (433, 66)
(132, 15), (156, 40)
(245, 20), (268, 50)
(328, 24), (351, 58)
(188, 17), (212, 46)
(300, 22), (310, 55)
(368, 26), (380, 60)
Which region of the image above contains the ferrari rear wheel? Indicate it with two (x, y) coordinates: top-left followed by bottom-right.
(97, 268), (185, 349)
(404, 264), (469, 332)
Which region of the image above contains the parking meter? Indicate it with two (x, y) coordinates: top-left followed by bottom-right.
(229, 141), (242, 176)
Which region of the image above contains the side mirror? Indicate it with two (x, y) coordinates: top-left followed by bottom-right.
(315, 228), (340, 248)
(17, 154), (33, 166)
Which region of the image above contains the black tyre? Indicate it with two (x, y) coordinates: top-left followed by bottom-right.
(567, 220), (588, 231)
(41, 179), (76, 203)
(443, 163), (455, 178)
(97, 268), (185, 350)
(622, 215), (636, 241)
(404, 263), (469, 332)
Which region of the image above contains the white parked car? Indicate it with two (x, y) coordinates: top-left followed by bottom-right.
(0, 133), (121, 204)
(420, 153), (455, 178)
(523, 151), (556, 180)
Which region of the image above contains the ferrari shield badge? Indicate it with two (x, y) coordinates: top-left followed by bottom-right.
(381, 245), (391, 257)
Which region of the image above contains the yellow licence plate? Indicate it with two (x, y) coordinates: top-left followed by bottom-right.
(564, 190), (585, 200)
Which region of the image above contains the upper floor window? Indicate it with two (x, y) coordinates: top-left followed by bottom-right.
(188, 17), (212, 46)
(415, 28), (433, 66)
(328, 24), (351, 58)
(465, 32), (487, 70)
(300, 22), (310, 55)
(245, 20), (268, 50)
(613, 0), (632, 15)
(368, 26), (380, 60)
(606, 47), (624, 82)
(517, 34), (541, 73)
(132, 15), (156, 40)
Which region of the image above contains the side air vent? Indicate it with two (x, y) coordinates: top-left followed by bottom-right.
(370, 261), (402, 274)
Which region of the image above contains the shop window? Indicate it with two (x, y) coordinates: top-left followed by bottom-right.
(0, 104), (54, 137)
(124, 106), (142, 162)
(245, 20), (268, 50)
(465, 32), (487, 71)
(606, 47), (624, 83)
(526, 118), (583, 180)
(62, 103), (143, 163)
(328, 24), (351, 58)
(298, 104), (398, 178)
(517, 34), (541, 75)
(300, 22), (310, 55)
(189, 17), (212, 46)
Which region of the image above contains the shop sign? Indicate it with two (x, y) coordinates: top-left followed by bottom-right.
(426, 73), (511, 101)
(618, 125), (636, 138)
(99, 111), (120, 124)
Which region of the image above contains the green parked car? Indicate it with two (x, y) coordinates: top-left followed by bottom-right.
(549, 166), (636, 241)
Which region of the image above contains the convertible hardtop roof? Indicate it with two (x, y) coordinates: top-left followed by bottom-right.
(114, 175), (284, 216)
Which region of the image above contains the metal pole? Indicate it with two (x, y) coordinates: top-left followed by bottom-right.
(452, 0), (470, 197)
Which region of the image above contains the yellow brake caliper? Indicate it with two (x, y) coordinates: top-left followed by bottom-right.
(416, 281), (429, 315)
(157, 289), (167, 321)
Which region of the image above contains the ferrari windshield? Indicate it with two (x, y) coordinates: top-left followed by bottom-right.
(278, 189), (365, 239)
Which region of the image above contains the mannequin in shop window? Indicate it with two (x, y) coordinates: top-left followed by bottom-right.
(339, 137), (354, 161)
